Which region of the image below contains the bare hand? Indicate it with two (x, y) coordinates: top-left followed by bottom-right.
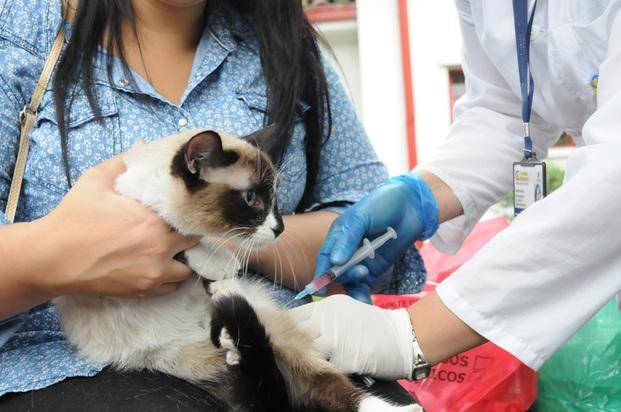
(35, 155), (200, 298)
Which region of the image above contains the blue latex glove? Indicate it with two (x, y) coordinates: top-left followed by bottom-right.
(315, 173), (439, 303)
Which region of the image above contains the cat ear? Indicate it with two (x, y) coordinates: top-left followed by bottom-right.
(244, 123), (280, 156)
(185, 131), (228, 174)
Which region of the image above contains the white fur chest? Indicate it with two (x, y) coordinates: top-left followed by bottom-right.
(55, 280), (212, 369)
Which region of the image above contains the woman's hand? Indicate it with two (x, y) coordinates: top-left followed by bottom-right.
(34, 155), (200, 298)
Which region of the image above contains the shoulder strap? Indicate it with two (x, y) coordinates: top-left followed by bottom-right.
(4, 1), (67, 223)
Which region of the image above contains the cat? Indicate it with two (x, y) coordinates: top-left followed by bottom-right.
(54, 127), (422, 412)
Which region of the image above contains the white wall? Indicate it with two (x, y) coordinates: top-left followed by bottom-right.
(316, 20), (364, 116)
(408, 0), (462, 164)
(357, 0), (410, 175)
(316, 0), (464, 174)
(318, 1), (410, 176)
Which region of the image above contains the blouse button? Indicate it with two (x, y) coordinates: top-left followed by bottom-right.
(178, 117), (188, 127)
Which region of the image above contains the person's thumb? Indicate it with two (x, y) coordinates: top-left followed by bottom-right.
(331, 212), (369, 265)
(94, 154), (127, 187)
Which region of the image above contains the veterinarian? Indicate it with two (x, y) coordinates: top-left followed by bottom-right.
(294, 0), (621, 381)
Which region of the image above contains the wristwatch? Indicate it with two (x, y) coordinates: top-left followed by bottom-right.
(410, 328), (431, 381)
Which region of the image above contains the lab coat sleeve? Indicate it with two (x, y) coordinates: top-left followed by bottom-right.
(435, 13), (621, 370)
(417, 5), (561, 253)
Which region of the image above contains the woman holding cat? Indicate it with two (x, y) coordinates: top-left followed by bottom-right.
(0, 0), (420, 408)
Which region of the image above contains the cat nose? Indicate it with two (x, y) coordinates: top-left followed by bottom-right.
(272, 222), (284, 237)
(272, 214), (284, 237)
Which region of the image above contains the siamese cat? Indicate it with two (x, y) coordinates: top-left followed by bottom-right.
(54, 127), (421, 412)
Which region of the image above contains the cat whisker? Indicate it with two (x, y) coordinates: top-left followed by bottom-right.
(275, 246), (286, 289)
(270, 245), (283, 288)
(284, 232), (313, 289)
(195, 230), (249, 278)
(232, 240), (247, 278)
(276, 154), (297, 179)
(242, 238), (257, 279)
(236, 238), (254, 278)
(276, 238), (297, 290)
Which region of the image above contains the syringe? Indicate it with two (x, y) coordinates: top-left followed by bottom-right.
(294, 227), (398, 300)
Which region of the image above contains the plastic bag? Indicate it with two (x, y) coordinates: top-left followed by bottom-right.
(419, 217), (511, 283)
(533, 299), (621, 411)
(372, 218), (538, 411)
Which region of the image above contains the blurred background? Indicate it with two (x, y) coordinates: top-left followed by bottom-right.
(305, 0), (572, 217)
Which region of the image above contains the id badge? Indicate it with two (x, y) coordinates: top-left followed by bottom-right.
(513, 161), (546, 215)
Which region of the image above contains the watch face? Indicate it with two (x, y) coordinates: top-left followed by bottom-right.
(413, 365), (431, 381)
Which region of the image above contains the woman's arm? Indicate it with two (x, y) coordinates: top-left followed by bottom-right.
(0, 156), (199, 321)
(0, 221), (58, 320)
(249, 211), (338, 290)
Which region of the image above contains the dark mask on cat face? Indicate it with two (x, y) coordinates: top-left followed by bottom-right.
(171, 127), (284, 246)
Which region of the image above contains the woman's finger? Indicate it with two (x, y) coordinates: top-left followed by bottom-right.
(344, 283), (372, 304)
(314, 224), (341, 277)
(162, 260), (194, 283)
(335, 264), (370, 285)
(94, 154), (127, 182)
(168, 231), (202, 256)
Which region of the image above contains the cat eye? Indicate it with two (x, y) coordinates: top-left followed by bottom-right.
(243, 190), (257, 207)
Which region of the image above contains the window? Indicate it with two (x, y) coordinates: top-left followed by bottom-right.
(448, 68), (465, 122)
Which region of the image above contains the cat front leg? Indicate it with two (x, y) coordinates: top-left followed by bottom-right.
(185, 240), (240, 281)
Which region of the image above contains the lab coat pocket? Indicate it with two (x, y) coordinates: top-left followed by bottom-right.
(549, 16), (609, 108)
(26, 86), (120, 195)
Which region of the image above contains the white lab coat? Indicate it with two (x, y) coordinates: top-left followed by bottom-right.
(419, 0), (621, 370)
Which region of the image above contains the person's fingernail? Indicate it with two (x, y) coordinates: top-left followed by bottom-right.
(352, 266), (369, 280)
(331, 249), (349, 265)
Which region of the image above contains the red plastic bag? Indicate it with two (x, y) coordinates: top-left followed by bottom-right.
(371, 218), (538, 412)
(420, 217), (511, 283)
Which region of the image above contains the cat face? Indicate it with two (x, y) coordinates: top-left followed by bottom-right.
(171, 128), (284, 247)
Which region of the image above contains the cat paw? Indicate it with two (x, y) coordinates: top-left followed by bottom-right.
(186, 241), (240, 281)
(359, 396), (424, 412)
(219, 327), (241, 366)
(209, 279), (237, 300)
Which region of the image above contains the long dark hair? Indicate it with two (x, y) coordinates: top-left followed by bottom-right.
(53, 0), (331, 211)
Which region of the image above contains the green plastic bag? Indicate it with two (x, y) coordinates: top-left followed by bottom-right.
(534, 299), (621, 411)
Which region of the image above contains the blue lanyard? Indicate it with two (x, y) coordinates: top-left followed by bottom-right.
(513, 0), (538, 160)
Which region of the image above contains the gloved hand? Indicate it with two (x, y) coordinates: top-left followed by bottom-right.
(290, 294), (414, 380)
(315, 173), (439, 302)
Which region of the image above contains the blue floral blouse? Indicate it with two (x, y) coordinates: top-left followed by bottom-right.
(0, 0), (426, 396)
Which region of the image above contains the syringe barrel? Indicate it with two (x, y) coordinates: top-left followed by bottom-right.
(330, 227), (397, 278)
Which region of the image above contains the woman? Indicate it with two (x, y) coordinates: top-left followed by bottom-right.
(0, 0), (421, 408)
